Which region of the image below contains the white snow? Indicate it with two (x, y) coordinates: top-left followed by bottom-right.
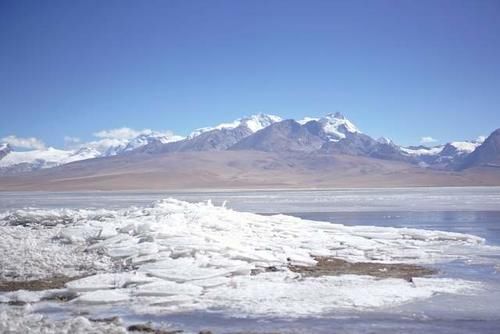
(0, 307), (127, 334)
(121, 132), (184, 152)
(476, 135), (486, 143)
(0, 146), (103, 170)
(297, 116), (320, 125)
(0, 199), (494, 318)
(90, 131), (184, 156)
(401, 145), (444, 156)
(402, 141), (481, 157)
(0, 147), (78, 168)
(189, 114), (282, 138)
(0, 132), (183, 170)
(0, 143), (10, 152)
(298, 113), (361, 142)
(449, 141), (481, 154)
(74, 131), (183, 157)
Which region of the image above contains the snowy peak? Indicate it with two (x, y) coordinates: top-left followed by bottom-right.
(0, 147), (74, 170)
(447, 141), (481, 155)
(189, 113), (282, 138)
(0, 131), (185, 173)
(244, 113), (283, 132)
(120, 132), (184, 154)
(401, 145), (444, 157)
(320, 112), (360, 135)
(401, 140), (480, 158)
(299, 112), (361, 142)
(82, 131), (184, 157)
(399, 139), (484, 169)
(71, 147), (102, 161)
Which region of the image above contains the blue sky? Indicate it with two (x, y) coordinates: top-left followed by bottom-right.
(1, 0), (499, 148)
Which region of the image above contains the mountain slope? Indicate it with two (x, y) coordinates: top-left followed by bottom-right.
(137, 114), (283, 153)
(145, 126), (254, 153)
(230, 119), (327, 152)
(460, 129), (500, 169)
(0, 144), (10, 160)
(1, 150), (499, 191)
(321, 132), (409, 161)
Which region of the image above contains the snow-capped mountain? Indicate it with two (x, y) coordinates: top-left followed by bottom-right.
(136, 114), (283, 153)
(122, 132), (183, 152)
(230, 113), (409, 162)
(84, 131), (183, 157)
(97, 131), (184, 156)
(0, 131), (183, 174)
(231, 112), (365, 153)
(433, 141), (482, 166)
(189, 114), (282, 138)
(1, 112), (495, 175)
(402, 141), (481, 158)
(0, 147), (100, 174)
(460, 129), (500, 169)
(229, 113), (491, 169)
(400, 140), (484, 168)
(299, 112), (361, 142)
(230, 119), (327, 152)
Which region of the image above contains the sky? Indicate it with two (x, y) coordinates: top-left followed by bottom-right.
(1, 0), (499, 149)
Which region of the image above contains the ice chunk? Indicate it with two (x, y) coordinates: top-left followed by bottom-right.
(1, 198), (496, 317)
(66, 273), (154, 292)
(133, 281), (203, 297)
(0, 308), (127, 334)
(74, 289), (130, 304)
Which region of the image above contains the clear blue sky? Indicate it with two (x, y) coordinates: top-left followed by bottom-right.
(1, 0), (499, 147)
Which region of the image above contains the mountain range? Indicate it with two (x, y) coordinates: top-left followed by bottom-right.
(0, 113), (499, 190)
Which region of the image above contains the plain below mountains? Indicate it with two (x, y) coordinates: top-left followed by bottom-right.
(0, 113), (499, 190)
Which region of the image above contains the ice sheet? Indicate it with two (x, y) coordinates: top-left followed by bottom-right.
(0, 198), (496, 317)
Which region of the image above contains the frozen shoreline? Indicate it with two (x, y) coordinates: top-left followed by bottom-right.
(1, 198), (497, 326)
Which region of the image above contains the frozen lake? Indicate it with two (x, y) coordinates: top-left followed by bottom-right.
(1, 187), (500, 333)
(1, 187), (500, 212)
(1, 187), (499, 245)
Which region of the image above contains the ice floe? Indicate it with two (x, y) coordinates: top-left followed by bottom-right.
(0, 199), (497, 317)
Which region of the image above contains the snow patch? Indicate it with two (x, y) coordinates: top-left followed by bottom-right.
(189, 114), (282, 138)
(449, 141), (481, 154)
(401, 146), (444, 156)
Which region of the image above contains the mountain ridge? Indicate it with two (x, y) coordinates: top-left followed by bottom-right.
(1, 113), (498, 178)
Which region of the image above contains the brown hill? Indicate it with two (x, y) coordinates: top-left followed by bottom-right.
(1, 150), (499, 191)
